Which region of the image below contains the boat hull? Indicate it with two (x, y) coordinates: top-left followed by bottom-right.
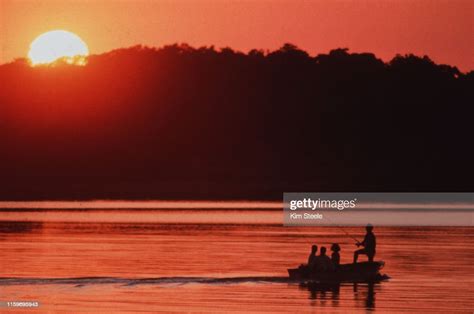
(288, 261), (387, 283)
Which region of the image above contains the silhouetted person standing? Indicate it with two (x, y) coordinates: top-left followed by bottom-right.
(353, 224), (376, 263)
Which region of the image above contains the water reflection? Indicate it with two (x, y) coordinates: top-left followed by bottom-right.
(300, 281), (377, 309)
(354, 282), (376, 309)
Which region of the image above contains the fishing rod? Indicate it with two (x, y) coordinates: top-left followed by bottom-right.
(322, 213), (360, 244)
(334, 224), (360, 244)
(296, 211), (360, 245)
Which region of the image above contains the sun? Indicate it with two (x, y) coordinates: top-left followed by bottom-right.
(28, 30), (89, 66)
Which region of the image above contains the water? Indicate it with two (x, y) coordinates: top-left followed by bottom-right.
(0, 207), (473, 313)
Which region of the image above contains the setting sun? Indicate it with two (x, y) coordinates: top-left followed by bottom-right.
(28, 30), (89, 66)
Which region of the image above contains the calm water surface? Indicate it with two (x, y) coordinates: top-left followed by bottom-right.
(0, 208), (473, 313)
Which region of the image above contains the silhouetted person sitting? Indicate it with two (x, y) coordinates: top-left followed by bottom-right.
(307, 245), (318, 269)
(331, 243), (341, 268)
(354, 224), (376, 263)
(315, 246), (334, 272)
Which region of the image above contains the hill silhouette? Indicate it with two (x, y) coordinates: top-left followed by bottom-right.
(0, 44), (473, 200)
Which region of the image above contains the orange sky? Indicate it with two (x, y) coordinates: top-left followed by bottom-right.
(1, 0), (473, 71)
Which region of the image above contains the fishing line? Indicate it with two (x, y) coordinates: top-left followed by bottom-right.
(322, 212), (359, 243)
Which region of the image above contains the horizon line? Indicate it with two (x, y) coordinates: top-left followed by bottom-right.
(1, 200), (472, 210)
(0, 200), (282, 209)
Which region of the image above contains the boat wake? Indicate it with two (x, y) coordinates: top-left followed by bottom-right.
(0, 276), (292, 287)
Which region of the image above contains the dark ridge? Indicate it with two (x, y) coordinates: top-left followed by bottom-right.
(1, 44), (473, 200)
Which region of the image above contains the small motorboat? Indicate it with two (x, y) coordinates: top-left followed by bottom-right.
(288, 261), (388, 283)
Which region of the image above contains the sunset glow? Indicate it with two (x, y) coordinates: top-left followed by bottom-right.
(2, 1), (472, 71)
(28, 30), (89, 66)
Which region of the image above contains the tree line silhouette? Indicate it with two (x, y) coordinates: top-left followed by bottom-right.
(0, 44), (473, 200)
